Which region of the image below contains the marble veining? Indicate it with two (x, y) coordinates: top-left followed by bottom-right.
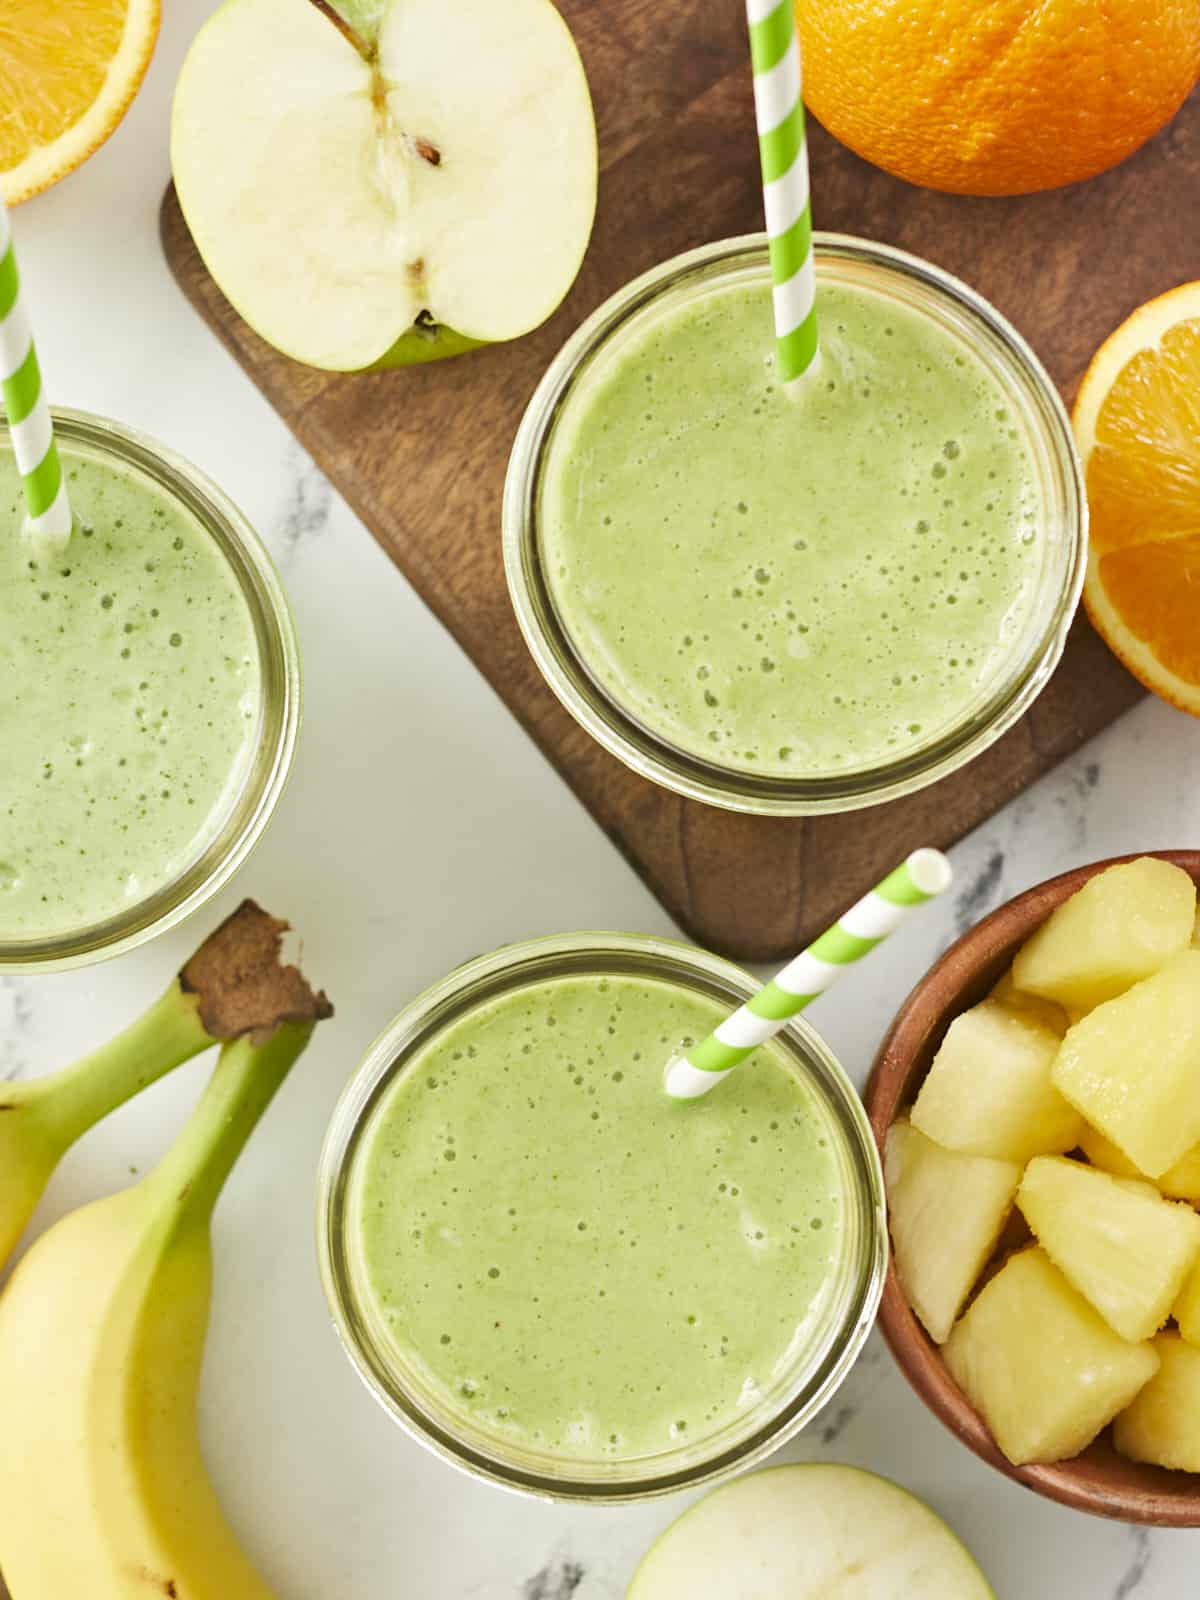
(0, 979), (34, 1082)
(818, 1401), (857, 1447)
(274, 442), (333, 566)
(522, 1560), (586, 1599)
(1113, 1527), (1152, 1598)
(814, 1337), (884, 1448)
(952, 848), (1006, 937)
(1053, 758), (1106, 849)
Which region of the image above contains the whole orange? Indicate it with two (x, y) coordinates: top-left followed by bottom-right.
(796, 0), (1200, 195)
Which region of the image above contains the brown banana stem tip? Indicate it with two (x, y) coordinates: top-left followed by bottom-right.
(180, 900), (333, 1043)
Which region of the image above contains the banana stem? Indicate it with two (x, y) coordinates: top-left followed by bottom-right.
(146, 1022), (316, 1229)
(32, 985), (214, 1151)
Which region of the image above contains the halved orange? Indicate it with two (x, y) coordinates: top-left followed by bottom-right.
(1073, 284), (1200, 715)
(0, 0), (160, 204)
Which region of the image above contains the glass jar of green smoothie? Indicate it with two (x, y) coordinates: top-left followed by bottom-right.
(0, 409), (299, 971)
(504, 235), (1086, 815)
(318, 932), (886, 1502)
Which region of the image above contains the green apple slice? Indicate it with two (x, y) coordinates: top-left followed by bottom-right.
(171, 0), (597, 370)
(627, 1465), (994, 1599)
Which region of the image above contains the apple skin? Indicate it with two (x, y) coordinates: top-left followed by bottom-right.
(368, 321), (485, 370)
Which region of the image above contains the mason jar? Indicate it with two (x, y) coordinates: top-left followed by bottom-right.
(0, 408), (299, 971)
(504, 235), (1085, 815)
(318, 931), (886, 1502)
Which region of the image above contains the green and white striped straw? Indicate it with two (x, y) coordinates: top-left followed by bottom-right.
(747, 0), (817, 383)
(665, 849), (953, 1100)
(0, 197), (72, 554)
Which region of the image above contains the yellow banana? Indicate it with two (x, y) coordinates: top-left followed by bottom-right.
(0, 987), (211, 1270)
(0, 898), (329, 1274)
(0, 1022), (320, 1600)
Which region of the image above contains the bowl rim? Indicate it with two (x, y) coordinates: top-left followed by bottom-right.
(866, 848), (1200, 1527)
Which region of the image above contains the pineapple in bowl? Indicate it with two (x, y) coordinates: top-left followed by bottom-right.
(869, 853), (1200, 1523)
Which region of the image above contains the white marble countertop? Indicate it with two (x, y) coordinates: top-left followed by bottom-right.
(6, 6), (1200, 1595)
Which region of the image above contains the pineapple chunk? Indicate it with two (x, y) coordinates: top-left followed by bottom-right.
(943, 1247), (1159, 1466)
(886, 1119), (1020, 1344)
(1079, 1122), (1200, 1201)
(1012, 857), (1195, 1011)
(911, 1002), (1082, 1164)
(1114, 1334), (1200, 1472)
(1175, 1261), (1200, 1346)
(1053, 951), (1200, 1177)
(1159, 1145), (1200, 1202)
(988, 968), (1069, 1036)
(1016, 1157), (1200, 1341)
(1076, 1123), (1143, 1180)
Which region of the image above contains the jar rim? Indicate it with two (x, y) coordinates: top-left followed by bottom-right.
(0, 407), (300, 972)
(503, 233), (1087, 816)
(317, 931), (886, 1503)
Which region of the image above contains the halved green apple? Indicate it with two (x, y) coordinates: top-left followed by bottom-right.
(171, 0), (598, 370)
(627, 1465), (995, 1599)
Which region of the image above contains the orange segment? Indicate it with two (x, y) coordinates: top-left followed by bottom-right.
(1087, 320), (1200, 555)
(1097, 539), (1200, 687)
(1074, 284), (1200, 716)
(0, 0), (159, 204)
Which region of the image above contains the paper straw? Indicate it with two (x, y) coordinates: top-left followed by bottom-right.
(746, 0), (817, 383)
(0, 198), (72, 554)
(665, 849), (953, 1100)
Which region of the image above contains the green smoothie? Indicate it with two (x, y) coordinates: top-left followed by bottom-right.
(541, 277), (1043, 776)
(351, 972), (844, 1463)
(0, 444), (261, 940)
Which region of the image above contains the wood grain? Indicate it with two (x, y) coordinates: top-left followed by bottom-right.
(161, 7), (1200, 961)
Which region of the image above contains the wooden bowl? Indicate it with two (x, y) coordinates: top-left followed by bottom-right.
(866, 849), (1200, 1526)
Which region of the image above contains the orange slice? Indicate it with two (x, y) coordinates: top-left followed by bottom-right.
(1073, 283), (1200, 715)
(0, 0), (160, 204)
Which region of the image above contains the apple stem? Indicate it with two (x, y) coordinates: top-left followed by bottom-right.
(308, 0), (373, 62)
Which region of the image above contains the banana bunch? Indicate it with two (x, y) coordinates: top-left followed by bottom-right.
(0, 986), (212, 1270)
(0, 902), (331, 1600)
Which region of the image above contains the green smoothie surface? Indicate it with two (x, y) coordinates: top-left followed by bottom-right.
(352, 971), (845, 1464)
(0, 443), (262, 940)
(541, 276), (1044, 777)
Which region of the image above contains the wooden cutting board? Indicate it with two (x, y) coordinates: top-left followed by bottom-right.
(160, 5), (1199, 962)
